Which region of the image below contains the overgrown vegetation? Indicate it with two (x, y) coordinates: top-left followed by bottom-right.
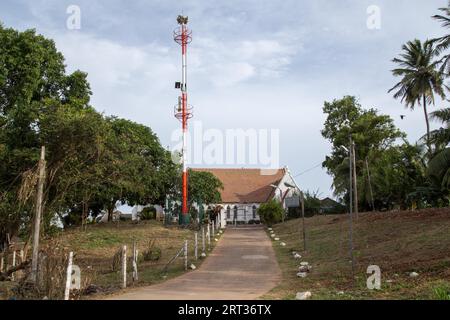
(258, 200), (284, 226)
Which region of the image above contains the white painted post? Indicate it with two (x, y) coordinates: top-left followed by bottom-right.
(20, 250), (24, 263)
(194, 232), (198, 260)
(135, 250), (139, 281)
(132, 242), (138, 282)
(207, 223), (211, 250)
(202, 226), (206, 256)
(184, 240), (188, 271)
(11, 251), (16, 281)
(64, 252), (74, 300)
(122, 245), (127, 289)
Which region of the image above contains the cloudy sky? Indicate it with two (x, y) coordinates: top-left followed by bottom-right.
(0, 0), (448, 198)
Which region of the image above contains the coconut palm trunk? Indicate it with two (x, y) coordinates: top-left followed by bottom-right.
(423, 95), (432, 156)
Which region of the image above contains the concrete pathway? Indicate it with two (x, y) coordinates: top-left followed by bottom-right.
(108, 225), (281, 300)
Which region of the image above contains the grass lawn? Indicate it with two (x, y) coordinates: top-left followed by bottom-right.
(262, 208), (450, 300)
(0, 220), (224, 300)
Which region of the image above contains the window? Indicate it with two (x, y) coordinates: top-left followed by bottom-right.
(253, 205), (257, 219)
(226, 206), (231, 219)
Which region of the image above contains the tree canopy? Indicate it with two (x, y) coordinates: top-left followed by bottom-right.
(0, 25), (178, 245)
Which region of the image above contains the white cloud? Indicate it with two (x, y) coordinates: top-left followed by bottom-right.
(1, 0), (447, 198)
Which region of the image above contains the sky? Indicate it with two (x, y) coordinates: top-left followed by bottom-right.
(0, 0), (448, 199)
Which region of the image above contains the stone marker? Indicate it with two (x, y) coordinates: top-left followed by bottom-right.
(300, 262), (309, 266)
(296, 291), (312, 300)
(190, 264), (197, 270)
(298, 265), (312, 272)
(294, 253), (302, 259)
(280, 242), (286, 247)
(297, 272), (308, 278)
(409, 272), (419, 278)
(274, 238), (280, 241)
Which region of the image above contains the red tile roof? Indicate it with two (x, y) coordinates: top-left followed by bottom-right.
(191, 168), (286, 204)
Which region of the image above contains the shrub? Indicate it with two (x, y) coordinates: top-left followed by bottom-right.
(143, 240), (162, 261)
(257, 199), (284, 226)
(140, 206), (156, 220)
(190, 206), (199, 221)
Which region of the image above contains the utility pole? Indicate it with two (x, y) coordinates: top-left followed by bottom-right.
(300, 192), (306, 252)
(352, 140), (358, 219)
(348, 137), (355, 282)
(31, 146), (46, 283)
(365, 158), (375, 211)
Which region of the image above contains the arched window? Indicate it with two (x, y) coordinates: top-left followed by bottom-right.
(226, 206), (231, 219)
(233, 206), (238, 220)
(252, 205), (257, 219)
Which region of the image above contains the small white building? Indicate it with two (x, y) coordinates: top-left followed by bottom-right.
(192, 167), (300, 227)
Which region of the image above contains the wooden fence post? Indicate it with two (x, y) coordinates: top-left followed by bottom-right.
(64, 252), (74, 300)
(212, 221), (215, 239)
(122, 245), (127, 289)
(0, 255), (3, 273)
(184, 240), (188, 271)
(31, 146), (46, 283)
(194, 232), (198, 260)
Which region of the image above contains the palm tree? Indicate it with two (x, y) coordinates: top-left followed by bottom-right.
(432, 2), (450, 73)
(429, 107), (450, 152)
(427, 147), (450, 197)
(389, 39), (446, 155)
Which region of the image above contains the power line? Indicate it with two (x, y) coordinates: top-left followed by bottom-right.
(293, 163), (323, 178)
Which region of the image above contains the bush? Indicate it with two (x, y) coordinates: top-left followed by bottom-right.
(190, 206), (199, 221)
(257, 199), (284, 226)
(139, 206), (156, 220)
(143, 240), (162, 261)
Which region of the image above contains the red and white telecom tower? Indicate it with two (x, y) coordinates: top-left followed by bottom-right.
(174, 15), (193, 225)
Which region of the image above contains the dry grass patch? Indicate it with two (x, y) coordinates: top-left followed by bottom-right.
(262, 208), (450, 300)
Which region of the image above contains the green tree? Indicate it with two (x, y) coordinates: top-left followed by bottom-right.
(432, 2), (450, 73)
(427, 148), (450, 201)
(0, 25), (93, 243)
(322, 96), (404, 210)
(389, 39), (446, 155)
(428, 108), (450, 153)
(94, 117), (177, 221)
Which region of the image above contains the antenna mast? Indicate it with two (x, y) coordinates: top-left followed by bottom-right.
(174, 15), (193, 225)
